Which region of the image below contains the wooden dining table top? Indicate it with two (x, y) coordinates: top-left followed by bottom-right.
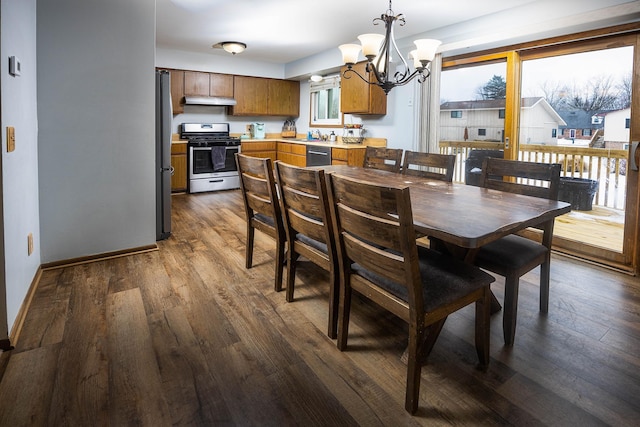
(316, 165), (572, 250)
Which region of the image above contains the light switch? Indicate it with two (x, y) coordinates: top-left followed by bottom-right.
(7, 126), (15, 152)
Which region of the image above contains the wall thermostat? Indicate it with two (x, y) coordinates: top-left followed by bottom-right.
(9, 56), (21, 76)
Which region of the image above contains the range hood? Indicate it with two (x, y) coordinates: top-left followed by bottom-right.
(184, 96), (237, 106)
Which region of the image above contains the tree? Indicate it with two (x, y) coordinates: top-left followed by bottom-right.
(477, 75), (506, 100)
(565, 75), (618, 114)
(615, 71), (632, 109)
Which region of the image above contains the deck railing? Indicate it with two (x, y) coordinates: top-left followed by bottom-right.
(438, 140), (628, 210)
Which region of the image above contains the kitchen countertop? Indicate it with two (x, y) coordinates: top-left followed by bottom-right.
(171, 133), (386, 148)
(239, 137), (386, 148)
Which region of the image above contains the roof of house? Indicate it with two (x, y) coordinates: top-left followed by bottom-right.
(440, 97), (566, 125)
(557, 109), (604, 129)
(440, 97), (544, 110)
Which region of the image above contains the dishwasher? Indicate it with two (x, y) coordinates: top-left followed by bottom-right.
(306, 145), (332, 166)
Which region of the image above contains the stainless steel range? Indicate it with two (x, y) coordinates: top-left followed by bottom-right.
(182, 123), (241, 193)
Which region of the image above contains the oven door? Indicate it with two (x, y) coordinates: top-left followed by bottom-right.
(189, 145), (239, 179)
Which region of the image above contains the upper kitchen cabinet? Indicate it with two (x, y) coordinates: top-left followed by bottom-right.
(268, 79), (300, 117)
(230, 76), (300, 117)
(170, 70), (185, 115)
(230, 76), (268, 115)
(184, 71), (233, 98)
(340, 62), (386, 115)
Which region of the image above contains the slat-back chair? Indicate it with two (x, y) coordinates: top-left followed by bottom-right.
(235, 153), (285, 292)
(476, 157), (562, 345)
(401, 151), (456, 182)
(363, 147), (403, 173)
(327, 173), (494, 414)
(274, 161), (339, 338)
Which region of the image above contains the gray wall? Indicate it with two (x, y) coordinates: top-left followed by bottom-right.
(37, 0), (156, 262)
(1, 0), (40, 337)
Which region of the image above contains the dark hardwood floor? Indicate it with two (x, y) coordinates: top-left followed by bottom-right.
(0, 190), (638, 425)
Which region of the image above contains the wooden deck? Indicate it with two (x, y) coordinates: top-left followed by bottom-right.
(0, 190), (638, 425)
(554, 206), (625, 252)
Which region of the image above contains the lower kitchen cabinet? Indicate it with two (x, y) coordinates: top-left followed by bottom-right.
(171, 143), (187, 192)
(332, 147), (365, 166)
(240, 141), (277, 162)
(277, 142), (306, 167)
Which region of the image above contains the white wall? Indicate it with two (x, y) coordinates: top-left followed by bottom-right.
(605, 108), (631, 143)
(37, 0), (156, 262)
(1, 0), (41, 336)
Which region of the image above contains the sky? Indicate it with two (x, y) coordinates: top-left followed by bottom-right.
(440, 46), (633, 102)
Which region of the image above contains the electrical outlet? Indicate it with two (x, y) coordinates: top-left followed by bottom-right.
(7, 126), (15, 152)
(27, 233), (33, 256)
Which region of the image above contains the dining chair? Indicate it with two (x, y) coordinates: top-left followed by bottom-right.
(326, 172), (494, 414)
(235, 153), (285, 292)
(274, 161), (339, 338)
(363, 146), (403, 173)
(401, 151), (456, 182)
(476, 157), (562, 346)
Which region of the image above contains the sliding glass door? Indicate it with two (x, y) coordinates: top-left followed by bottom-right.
(438, 33), (639, 271)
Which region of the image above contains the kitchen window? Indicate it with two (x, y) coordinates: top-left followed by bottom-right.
(310, 75), (342, 127)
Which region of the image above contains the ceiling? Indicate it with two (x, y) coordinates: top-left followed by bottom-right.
(157, 0), (640, 65)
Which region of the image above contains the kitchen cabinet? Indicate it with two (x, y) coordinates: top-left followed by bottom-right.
(340, 62), (387, 115)
(171, 142), (187, 192)
(268, 79), (300, 117)
(230, 76), (300, 117)
(332, 146), (365, 166)
(277, 142), (306, 167)
(170, 70), (185, 115)
(209, 73), (234, 98)
(184, 71), (233, 98)
(240, 141), (277, 162)
(231, 76), (269, 116)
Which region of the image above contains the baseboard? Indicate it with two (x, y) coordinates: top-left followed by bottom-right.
(40, 244), (159, 270)
(8, 266), (43, 348)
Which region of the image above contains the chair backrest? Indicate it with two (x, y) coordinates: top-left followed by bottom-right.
(235, 153), (282, 235)
(402, 151), (456, 182)
(479, 158), (561, 200)
(274, 161), (335, 262)
(363, 147), (403, 173)
(327, 173), (422, 317)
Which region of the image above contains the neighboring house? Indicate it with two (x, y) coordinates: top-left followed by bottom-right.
(440, 97), (566, 145)
(557, 109), (605, 143)
(603, 107), (631, 149)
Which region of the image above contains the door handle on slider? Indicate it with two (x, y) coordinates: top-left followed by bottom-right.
(631, 141), (639, 171)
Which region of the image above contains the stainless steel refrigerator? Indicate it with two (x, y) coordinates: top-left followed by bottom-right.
(156, 70), (172, 240)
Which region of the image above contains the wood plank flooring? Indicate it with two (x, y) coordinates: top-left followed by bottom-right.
(1, 190), (639, 425)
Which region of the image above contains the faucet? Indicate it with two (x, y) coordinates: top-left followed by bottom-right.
(311, 129), (322, 140)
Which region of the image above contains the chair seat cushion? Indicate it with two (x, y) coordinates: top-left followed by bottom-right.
(254, 213), (275, 227)
(296, 233), (328, 254)
(353, 247), (494, 313)
(475, 234), (548, 272)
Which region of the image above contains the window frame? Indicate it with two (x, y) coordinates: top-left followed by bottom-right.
(309, 75), (343, 127)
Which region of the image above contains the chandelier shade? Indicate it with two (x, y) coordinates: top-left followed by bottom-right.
(338, 0), (441, 94)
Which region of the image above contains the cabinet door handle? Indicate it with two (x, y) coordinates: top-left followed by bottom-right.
(170, 166), (175, 176)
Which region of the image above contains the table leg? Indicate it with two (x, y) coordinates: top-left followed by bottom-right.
(431, 238), (503, 314)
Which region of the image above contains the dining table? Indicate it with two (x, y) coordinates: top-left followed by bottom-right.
(314, 165), (572, 312)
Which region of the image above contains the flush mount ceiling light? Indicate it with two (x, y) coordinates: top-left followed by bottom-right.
(310, 75), (324, 82)
(338, 0), (441, 94)
(213, 41), (247, 55)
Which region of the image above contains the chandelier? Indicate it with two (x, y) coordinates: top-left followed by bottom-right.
(338, 0), (441, 94)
